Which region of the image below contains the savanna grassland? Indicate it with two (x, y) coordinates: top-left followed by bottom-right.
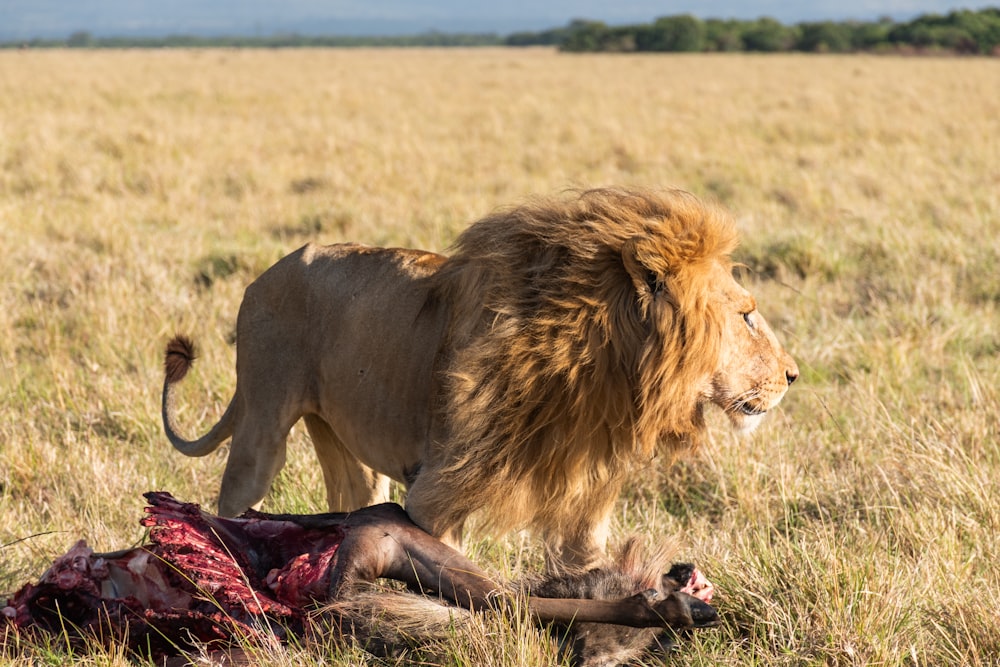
(1, 48), (999, 665)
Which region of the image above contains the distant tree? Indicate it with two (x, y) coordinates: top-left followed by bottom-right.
(560, 19), (611, 52)
(889, 13), (941, 47)
(947, 8), (1000, 53)
(603, 26), (639, 52)
(797, 21), (853, 52)
(638, 14), (706, 51)
(933, 25), (978, 52)
(741, 17), (799, 52)
(848, 19), (893, 50)
(704, 19), (745, 51)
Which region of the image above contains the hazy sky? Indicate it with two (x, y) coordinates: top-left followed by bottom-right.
(1, 0), (994, 40)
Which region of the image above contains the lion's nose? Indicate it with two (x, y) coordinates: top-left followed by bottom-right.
(786, 368), (799, 386)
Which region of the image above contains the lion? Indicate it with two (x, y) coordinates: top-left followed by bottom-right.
(162, 188), (798, 569)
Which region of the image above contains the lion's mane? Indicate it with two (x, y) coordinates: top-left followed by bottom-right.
(423, 188), (739, 537)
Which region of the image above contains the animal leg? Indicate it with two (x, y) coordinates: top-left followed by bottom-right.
(318, 505), (716, 630)
(303, 414), (391, 511)
(217, 411), (298, 517)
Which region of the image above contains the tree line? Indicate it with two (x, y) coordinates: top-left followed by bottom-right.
(5, 8), (999, 54)
(508, 8), (1000, 55)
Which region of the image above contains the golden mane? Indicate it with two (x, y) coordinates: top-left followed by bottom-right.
(427, 188), (740, 536)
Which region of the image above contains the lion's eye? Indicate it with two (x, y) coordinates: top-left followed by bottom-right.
(742, 312), (755, 329)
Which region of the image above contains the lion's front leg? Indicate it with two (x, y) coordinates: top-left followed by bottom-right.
(402, 472), (468, 552)
(543, 509), (613, 572)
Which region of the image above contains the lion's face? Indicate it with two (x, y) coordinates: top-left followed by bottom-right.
(701, 263), (798, 432)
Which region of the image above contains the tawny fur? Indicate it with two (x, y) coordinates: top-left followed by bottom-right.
(162, 187), (797, 567)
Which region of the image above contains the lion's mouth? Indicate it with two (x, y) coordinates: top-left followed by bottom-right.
(726, 401), (768, 434)
(734, 401), (767, 417)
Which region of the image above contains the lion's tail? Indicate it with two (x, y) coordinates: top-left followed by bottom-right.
(161, 335), (236, 457)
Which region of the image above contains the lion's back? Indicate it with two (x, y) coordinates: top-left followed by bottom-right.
(239, 242), (445, 325)
(233, 242), (451, 469)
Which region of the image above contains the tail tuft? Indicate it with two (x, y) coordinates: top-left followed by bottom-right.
(165, 335), (197, 384)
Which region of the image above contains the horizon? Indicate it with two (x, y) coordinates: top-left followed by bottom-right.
(1, 1), (996, 41)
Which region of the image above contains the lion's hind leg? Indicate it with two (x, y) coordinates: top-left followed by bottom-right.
(304, 414), (391, 512)
(217, 404), (301, 517)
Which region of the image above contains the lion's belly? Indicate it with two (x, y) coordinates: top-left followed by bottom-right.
(296, 244), (449, 486)
(316, 373), (434, 485)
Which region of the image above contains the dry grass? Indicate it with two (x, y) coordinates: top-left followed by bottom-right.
(1, 48), (999, 665)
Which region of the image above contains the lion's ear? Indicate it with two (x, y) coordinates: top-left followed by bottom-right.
(622, 237), (651, 294)
(622, 237), (674, 305)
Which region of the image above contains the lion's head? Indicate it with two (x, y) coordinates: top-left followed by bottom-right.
(425, 188), (798, 543)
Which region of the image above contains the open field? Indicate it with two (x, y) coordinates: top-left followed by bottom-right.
(1, 48), (999, 665)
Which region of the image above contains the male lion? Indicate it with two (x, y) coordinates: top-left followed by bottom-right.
(162, 188), (798, 568)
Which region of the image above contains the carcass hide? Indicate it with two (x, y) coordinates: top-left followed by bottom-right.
(3, 493), (716, 664)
